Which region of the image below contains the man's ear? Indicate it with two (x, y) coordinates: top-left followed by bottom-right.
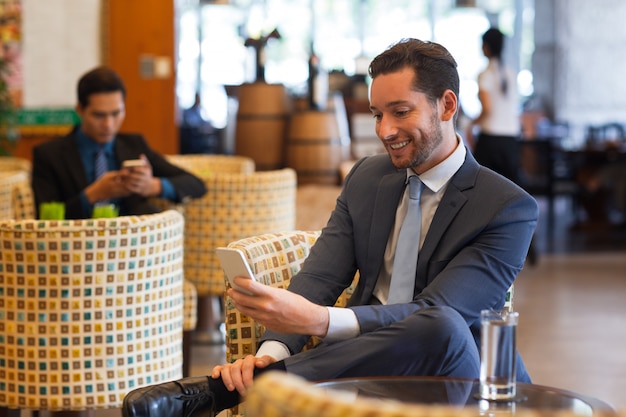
(440, 90), (457, 122)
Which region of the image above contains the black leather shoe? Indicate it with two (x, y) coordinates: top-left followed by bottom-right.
(122, 376), (215, 417)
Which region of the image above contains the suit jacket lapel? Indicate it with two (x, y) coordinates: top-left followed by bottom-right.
(114, 135), (135, 163)
(60, 132), (90, 192)
(416, 152), (480, 286)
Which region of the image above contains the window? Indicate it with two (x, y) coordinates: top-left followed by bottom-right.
(176, 0), (533, 127)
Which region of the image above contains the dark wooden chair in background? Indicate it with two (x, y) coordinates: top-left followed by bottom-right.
(518, 122), (581, 243)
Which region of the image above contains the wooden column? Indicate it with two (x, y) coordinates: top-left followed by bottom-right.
(103, 0), (178, 155)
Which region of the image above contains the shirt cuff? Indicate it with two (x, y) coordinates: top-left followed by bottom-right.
(323, 306), (360, 344)
(256, 340), (291, 361)
(80, 191), (93, 216)
(159, 178), (176, 200)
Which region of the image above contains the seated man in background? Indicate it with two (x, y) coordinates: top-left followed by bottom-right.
(123, 38), (538, 417)
(32, 66), (207, 219)
(180, 92), (220, 154)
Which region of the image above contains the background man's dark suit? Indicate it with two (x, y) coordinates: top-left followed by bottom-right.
(32, 128), (206, 219)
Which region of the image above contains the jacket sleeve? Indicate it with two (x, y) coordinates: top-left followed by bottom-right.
(31, 140), (89, 219)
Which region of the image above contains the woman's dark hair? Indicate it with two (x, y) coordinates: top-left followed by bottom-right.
(77, 66), (127, 107)
(368, 38), (459, 106)
(482, 28), (504, 59)
(482, 28), (508, 94)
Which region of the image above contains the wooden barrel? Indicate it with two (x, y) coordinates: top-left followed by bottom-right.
(235, 83), (291, 170)
(286, 110), (351, 185)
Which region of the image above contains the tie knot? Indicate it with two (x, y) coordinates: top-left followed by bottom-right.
(408, 176), (423, 200)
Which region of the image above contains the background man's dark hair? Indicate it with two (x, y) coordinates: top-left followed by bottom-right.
(77, 66), (127, 107)
(368, 38), (460, 107)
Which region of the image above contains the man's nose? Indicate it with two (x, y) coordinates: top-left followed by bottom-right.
(377, 117), (397, 140)
(102, 115), (117, 128)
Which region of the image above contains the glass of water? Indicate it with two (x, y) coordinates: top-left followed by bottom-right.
(479, 309), (519, 401)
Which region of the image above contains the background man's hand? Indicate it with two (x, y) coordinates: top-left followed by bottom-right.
(120, 154), (161, 197)
(85, 171), (131, 203)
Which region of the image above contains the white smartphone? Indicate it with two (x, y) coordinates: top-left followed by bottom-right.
(216, 247), (256, 295)
(122, 159), (145, 169)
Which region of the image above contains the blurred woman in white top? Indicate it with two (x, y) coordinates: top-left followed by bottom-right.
(470, 27), (521, 184)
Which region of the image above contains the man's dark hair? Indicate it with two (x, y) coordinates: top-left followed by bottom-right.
(368, 38), (459, 106)
(77, 66), (127, 107)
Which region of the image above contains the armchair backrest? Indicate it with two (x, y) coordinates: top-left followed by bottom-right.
(0, 210), (185, 411)
(0, 170), (35, 220)
(0, 156), (31, 173)
(225, 231), (322, 364)
(165, 154), (255, 176)
(184, 168), (297, 296)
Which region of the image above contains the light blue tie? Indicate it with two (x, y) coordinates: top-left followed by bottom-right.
(94, 146), (108, 180)
(388, 175), (423, 304)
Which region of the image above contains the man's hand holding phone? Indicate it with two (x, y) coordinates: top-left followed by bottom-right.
(216, 247), (257, 295)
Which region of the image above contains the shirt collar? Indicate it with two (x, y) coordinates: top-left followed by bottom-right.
(406, 134), (466, 193)
(76, 127), (115, 154)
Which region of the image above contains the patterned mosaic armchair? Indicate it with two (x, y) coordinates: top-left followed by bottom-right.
(1, 162), (197, 376)
(156, 155), (257, 342)
(0, 156), (31, 173)
(246, 371), (482, 417)
(0, 210), (185, 414)
(167, 163), (297, 343)
(224, 230), (357, 417)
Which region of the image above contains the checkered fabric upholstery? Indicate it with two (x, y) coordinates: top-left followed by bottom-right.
(156, 155), (259, 302)
(0, 210), (185, 411)
(165, 154), (255, 177)
(0, 170), (34, 220)
(247, 372), (488, 417)
(0, 171), (19, 220)
(0, 157), (31, 173)
(182, 168), (297, 296)
(224, 230), (358, 417)
(151, 154), (255, 214)
(0, 163), (195, 331)
(10, 172), (35, 220)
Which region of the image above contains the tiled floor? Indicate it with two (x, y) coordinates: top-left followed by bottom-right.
(187, 190), (626, 413)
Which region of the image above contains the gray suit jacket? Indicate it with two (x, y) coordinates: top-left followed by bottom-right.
(261, 150), (538, 354)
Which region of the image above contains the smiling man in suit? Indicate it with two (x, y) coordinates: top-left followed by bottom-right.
(32, 66), (206, 219)
(123, 39), (538, 417)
